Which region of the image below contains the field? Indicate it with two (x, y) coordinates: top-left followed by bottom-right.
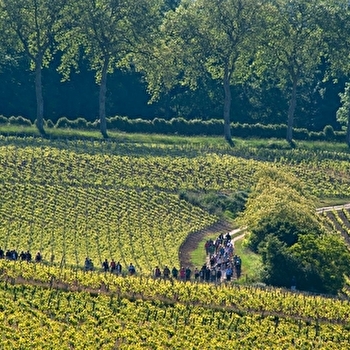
(1, 132), (350, 348)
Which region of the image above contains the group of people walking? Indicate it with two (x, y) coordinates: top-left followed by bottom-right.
(153, 265), (192, 281)
(0, 248), (43, 263)
(85, 257), (137, 276)
(150, 231), (242, 284)
(83, 231), (242, 284)
(203, 231), (242, 282)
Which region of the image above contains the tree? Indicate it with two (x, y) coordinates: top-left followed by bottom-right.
(143, 0), (263, 145)
(238, 166), (321, 251)
(239, 166), (350, 294)
(260, 232), (350, 294)
(257, 0), (326, 143)
(337, 82), (350, 146)
(0, 0), (71, 135)
(59, 0), (163, 138)
(290, 233), (350, 294)
(321, 0), (350, 146)
(259, 235), (296, 288)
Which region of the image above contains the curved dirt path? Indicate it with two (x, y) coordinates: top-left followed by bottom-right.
(181, 203), (350, 268)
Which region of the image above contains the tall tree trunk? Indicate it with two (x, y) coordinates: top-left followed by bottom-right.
(99, 58), (109, 139)
(347, 110), (350, 148)
(223, 64), (233, 145)
(164, 92), (171, 119)
(35, 56), (45, 135)
(286, 75), (298, 144)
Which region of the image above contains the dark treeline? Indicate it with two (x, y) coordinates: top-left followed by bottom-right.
(0, 54), (342, 130)
(0, 0), (350, 143)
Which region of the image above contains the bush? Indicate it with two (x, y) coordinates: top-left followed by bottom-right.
(323, 125), (335, 140)
(55, 117), (73, 129)
(205, 119), (223, 136)
(0, 115), (8, 124)
(293, 127), (310, 141)
(308, 131), (325, 141)
(129, 118), (152, 133)
(8, 116), (32, 127)
(152, 118), (172, 134)
(107, 116), (130, 131)
(54, 117), (88, 129)
(334, 130), (346, 142)
(179, 190), (247, 218)
(170, 117), (189, 135)
(86, 119), (99, 130)
(71, 117), (88, 129)
(45, 119), (55, 128)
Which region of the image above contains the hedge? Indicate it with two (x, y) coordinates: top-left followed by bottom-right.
(0, 114), (347, 142)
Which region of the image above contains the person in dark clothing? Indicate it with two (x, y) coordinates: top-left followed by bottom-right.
(216, 268), (222, 282)
(199, 266), (205, 282)
(185, 267), (191, 281)
(128, 263), (136, 275)
(102, 259), (109, 272)
(205, 267), (211, 282)
(172, 266), (178, 279)
(35, 251), (42, 263)
(163, 266), (170, 279)
(154, 266), (161, 278)
(194, 267), (200, 281)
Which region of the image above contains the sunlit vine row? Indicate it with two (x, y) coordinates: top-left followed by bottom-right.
(0, 260), (349, 325)
(0, 280), (350, 349)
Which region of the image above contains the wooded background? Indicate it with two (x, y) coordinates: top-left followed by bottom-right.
(0, 0), (349, 137)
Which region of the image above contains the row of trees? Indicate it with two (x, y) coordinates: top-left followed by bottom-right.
(238, 167), (350, 294)
(1, 0), (350, 144)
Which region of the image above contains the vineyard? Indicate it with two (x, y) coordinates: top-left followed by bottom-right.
(1, 135), (350, 272)
(1, 134), (350, 348)
(0, 259), (350, 349)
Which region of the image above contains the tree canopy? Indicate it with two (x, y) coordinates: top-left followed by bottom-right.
(0, 0), (350, 141)
(238, 167), (350, 294)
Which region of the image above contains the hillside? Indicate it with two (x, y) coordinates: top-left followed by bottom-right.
(1, 135), (350, 271)
(1, 133), (350, 348)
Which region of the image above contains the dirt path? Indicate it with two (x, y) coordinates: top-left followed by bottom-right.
(179, 220), (234, 270)
(181, 203), (350, 269)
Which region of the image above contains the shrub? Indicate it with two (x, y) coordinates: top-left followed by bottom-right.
(293, 127), (309, 141)
(8, 116), (32, 127)
(55, 117), (73, 129)
(309, 131), (326, 141)
(170, 117), (189, 135)
(130, 118), (152, 133)
(334, 130), (346, 142)
(0, 115), (8, 124)
(54, 117), (88, 129)
(107, 116), (130, 131)
(71, 117), (88, 129)
(86, 119), (99, 130)
(205, 119), (223, 136)
(323, 125), (335, 140)
(45, 119), (55, 128)
(152, 118), (172, 134)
